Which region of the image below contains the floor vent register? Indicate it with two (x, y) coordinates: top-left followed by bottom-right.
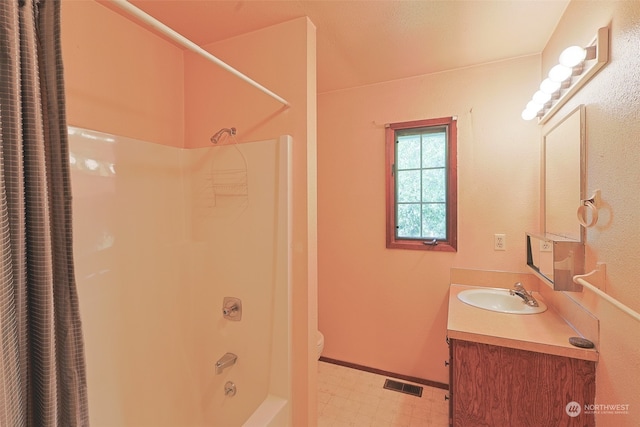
(383, 379), (423, 397)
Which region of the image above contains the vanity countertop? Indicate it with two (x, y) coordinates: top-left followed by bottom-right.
(447, 284), (598, 362)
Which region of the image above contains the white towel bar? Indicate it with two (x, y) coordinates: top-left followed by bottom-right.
(573, 269), (640, 323)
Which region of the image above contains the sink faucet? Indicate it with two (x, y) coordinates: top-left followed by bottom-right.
(509, 282), (539, 307)
(215, 352), (238, 375)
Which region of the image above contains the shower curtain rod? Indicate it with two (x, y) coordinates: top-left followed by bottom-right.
(109, 0), (290, 107)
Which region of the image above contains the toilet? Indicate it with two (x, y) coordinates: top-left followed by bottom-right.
(316, 331), (324, 360)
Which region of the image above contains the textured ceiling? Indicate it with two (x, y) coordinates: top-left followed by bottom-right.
(113, 0), (570, 93)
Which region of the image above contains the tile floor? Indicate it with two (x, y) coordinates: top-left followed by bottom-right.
(318, 361), (449, 427)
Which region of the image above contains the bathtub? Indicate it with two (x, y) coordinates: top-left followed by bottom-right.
(243, 395), (289, 427)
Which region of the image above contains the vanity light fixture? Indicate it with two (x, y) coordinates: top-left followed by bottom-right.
(522, 27), (609, 124)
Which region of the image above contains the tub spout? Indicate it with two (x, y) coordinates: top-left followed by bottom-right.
(216, 352), (237, 374)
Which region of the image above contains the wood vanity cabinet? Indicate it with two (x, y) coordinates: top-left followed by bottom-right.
(447, 338), (595, 427)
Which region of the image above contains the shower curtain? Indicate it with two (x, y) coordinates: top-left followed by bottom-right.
(0, 1), (89, 426)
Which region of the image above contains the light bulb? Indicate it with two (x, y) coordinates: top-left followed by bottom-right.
(532, 90), (551, 105)
(540, 78), (561, 94)
(559, 45), (587, 67)
(549, 64), (572, 82)
(526, 100), (543, 113)
(521, 108), (538, 121)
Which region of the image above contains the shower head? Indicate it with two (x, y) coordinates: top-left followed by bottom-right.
(210, 127), (237, 144)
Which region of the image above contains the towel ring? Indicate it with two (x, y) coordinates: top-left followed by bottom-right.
(577, 189), (601, 228)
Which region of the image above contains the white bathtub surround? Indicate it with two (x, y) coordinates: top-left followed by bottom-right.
(70, 127), (292, 426)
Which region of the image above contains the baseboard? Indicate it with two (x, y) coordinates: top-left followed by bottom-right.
(319, 356), (449, 391)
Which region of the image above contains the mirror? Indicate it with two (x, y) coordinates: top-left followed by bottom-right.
(526, 234), (554, 281)
(543, 105), (585, 241)
(526, 233), (584, 291)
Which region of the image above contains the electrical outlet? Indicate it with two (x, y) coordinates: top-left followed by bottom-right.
(494, 234), (506, 251)
(540, 240), (552, 252)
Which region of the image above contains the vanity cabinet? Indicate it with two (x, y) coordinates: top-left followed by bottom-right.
(448, 338), (595, 427)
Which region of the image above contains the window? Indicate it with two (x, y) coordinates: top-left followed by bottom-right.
(385, 117), (457, 252)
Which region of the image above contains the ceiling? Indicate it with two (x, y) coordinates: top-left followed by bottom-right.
(115, 0), (570, 93)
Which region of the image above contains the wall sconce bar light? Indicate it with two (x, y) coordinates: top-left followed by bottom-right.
(522, 27), (609, 124)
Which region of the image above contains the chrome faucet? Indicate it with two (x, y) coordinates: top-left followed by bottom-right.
(215, 352), (238, 375)
(509, 282), (539, 307)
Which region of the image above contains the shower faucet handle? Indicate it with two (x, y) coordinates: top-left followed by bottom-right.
(223, 304), (238, 316)
(223, 297), (242, 321)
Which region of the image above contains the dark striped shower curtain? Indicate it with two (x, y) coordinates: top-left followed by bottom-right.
(0, 0), (89, 426)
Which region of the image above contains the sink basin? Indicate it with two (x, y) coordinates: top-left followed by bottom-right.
(457, 287), (547, 314)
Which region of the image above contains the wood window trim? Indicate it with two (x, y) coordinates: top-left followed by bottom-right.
(385, 116), (458, 252)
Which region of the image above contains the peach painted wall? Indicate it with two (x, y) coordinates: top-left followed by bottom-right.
(62, 1), (317, 425)
(539, 1), (640, 425)
(62, 0), (184, 147)
(318, 56), (541, 384)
